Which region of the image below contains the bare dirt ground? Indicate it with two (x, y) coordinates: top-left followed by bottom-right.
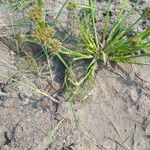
(0, 0), (150, 150)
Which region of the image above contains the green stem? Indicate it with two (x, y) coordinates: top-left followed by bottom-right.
(53, 0), (69, 24)
(68, 91), (79, 129)
(89, 0), (99, 50)
(37, 0), (42, 7)
(102, 0), (111, 45)
(37, 0), (46, 28)
(42, 46), (53, 79)
(79, 59), (96, 85)
(56, 53), (70, 70)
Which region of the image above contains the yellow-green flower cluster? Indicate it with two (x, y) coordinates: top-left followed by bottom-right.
(67, 1), (77, 11)
(34, 26), (55, 44)
(28, 4), (62, 54)
(131, 37), (142, 47)
(28, 6), (43, 22)
(68, 70), (78, 86)
(142, 7), (150, 17)
(48, 39), (62, 54)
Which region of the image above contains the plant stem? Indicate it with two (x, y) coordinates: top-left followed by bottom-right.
(56, 53), (70, 70)
(37, 0), (42, 7)
(37, 0), (46, 28)
(67, 91), (79, 129)
(89, 0), (99, 50)
(53, 0), (69, 24)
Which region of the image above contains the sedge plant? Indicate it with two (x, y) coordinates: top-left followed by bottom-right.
(7, 0), (150, 99)
(4, 0), (150, 129)
(59, 0), (150, 92)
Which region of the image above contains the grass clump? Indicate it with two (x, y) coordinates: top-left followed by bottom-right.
(59, 0), (150, 92)
(6, 0), (150, 101)
(3, 0), (150, 129)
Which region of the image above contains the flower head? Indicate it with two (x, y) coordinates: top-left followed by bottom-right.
(131, 37), (142, 47)
(48, 39), (62, 54)
(34, 26), (55, 44)
(28, 6), (43, 22)
(67, 2), (77, 11)
(142, 7), (150, 18)
(68, 70), (78, 86)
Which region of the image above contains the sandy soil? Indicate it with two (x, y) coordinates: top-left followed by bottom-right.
(0, 0), (150, 150)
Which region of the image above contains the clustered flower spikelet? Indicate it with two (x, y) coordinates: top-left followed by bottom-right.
(34, 26), (55, 44)
(67, 2), (77, 11)
(142, 7), (150, 17)
(28, 6), (43, 22)
(48, 39), (62, 54)
(131, 37), (142, 47)
(68, 70), (78, 86)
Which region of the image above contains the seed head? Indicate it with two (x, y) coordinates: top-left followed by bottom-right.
(67, 2), (77, 11)
(131, 37), (142, 47)
(19, 34), (27, 40)
(48, 39), (62, 54)
(28, 6), (43, 22)
(34, 26), (55, 44)
(142, 7), (150, 17)
(68, 70), (78, 86)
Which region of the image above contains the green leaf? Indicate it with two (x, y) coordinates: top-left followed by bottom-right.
(60, 47), (93, 60)
(138, 28), (150, 39)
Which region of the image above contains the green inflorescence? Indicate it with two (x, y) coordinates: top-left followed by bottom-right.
(142, 7), (150, 17)
(67, 1), (77, 11)
(33, 26), (56, 44)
